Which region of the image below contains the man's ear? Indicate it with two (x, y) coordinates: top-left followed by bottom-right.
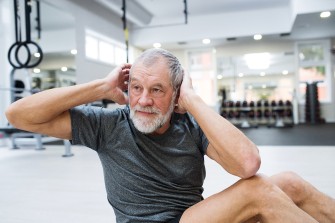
(173, 89), (186, 114)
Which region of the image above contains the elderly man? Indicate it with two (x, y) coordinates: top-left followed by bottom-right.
(6, 48), (335, 223)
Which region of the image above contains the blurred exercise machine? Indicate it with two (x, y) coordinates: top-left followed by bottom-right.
(0, 127), (73, 157)
(0, 0), (73, 157)
(0, 69), (74, 157)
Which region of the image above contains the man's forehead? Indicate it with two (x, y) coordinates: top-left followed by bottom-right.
(130, 75), (170, 86)
(130, 69), (173, 90)
(131, 62), (169, 78)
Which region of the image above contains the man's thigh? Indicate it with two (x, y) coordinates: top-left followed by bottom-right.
(179, 175), (263, 223)
(179, 173), (318, 223)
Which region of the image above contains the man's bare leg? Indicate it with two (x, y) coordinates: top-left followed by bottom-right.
(270, 171), (335, 223)
(180, 174), (318, 223)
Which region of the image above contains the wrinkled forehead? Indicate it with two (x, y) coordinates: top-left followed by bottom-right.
(131, 56), (170, 75)
(130, 58), (172, 85)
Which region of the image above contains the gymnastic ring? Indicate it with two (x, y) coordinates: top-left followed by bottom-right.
(14, 41), (32, 68)
(15, 41), (43, 68)
(24, 41), (43, 68)
(7, 42), (30, 69)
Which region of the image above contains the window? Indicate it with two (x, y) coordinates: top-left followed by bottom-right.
(99, 41), (114, 64)
(85, 35), (98, 60)
(296, 40), (332, 103)
(187, 50), (217, 106)
(114, 46), (127, 65)
(85, 29), (127, 65)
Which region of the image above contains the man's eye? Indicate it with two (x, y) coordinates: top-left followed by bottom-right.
(151, 88), (164, 97)
(153, 88), (162, 93)
(131, 85), (142, 92)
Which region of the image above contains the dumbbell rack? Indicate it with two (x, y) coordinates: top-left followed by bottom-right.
(220, 100), (294, 128)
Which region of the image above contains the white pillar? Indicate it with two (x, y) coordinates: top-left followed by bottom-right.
(0, 0), (15, 126)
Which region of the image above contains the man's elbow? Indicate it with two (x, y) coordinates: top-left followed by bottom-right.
(240, 152), (261, 179)
(5, 104), (24, 129)
(5, 106), (16, 126)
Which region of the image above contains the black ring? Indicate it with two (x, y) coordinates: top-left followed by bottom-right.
(14, 41), (32, 68)
(15, 41), (43, 68)
(7, 42), (30, 69)
(25, 41), (43, 68)
(7, 41), (44, 69)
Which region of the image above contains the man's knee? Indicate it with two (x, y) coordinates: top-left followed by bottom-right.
(238, 174), (289, 206)
(270, 171), (307, 205)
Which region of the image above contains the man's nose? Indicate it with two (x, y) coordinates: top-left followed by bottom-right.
(138, 91), (154, 107)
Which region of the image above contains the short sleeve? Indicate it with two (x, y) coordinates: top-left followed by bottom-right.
(70, 105), (104, 151)
(185, 113), (209, 156)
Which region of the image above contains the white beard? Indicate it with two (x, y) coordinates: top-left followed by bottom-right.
(130, 99), (175, 134)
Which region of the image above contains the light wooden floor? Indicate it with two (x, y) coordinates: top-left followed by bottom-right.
(0, 144), (334, 223)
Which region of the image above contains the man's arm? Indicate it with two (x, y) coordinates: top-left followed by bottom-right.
(5, 64), (131, 140)
(176, 72), (260, 179)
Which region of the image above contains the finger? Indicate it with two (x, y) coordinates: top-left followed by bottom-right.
(121, 69), (130, 76)
(122, 73), (129, 80)
(121, 84), (128, 91)
(122, 78), (129, 88)
(121, 63), (132, 70)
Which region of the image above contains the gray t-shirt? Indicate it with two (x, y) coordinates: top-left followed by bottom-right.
(70, 105), (209, 223)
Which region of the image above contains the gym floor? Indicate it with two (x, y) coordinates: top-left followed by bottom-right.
(0, 139), (335, 223)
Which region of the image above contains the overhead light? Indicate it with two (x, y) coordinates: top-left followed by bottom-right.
(153, 43), (161, 48)
(71, 49), (77, 55)
(244, 53), (270, 70)
(34, 52), (40, 58)
(61, 67), (68, 72)
(282, 70), (289, 75)
(33, 68), (40, 73)
(202, 38), (211, 44)
(320, 11), (331, 18)
(253, 34), (262, 40)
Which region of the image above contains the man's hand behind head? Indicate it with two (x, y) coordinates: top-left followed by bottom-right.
(103, 63), (132, 105)
(174, 71), (195, 114)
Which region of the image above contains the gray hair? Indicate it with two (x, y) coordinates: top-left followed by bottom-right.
(131, 48), (184, 92)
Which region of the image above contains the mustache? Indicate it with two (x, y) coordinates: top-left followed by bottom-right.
(133, 105), (160, 114)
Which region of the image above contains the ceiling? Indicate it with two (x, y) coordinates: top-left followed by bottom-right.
(38, 0), (335, 50)
(33, 0), (335, 76)
(93, 0), (335, 50)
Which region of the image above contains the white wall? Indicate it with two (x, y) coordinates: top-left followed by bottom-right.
(42, 0), (127, 84)
(39, 28), (76, 53)
(131, 6), (293, 47)
(0, 0), (15, 126)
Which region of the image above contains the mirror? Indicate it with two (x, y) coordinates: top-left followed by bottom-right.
(217, 52), (295, 102)
(30, 1), (76, 91)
